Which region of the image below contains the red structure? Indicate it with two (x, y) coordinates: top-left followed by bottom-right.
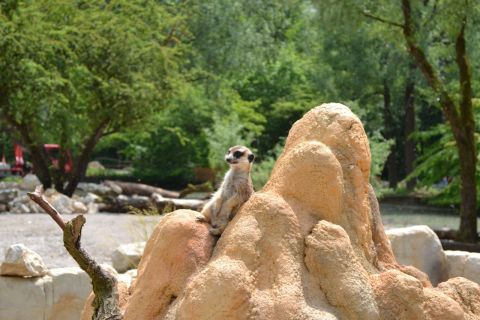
(0, 144), (73, 177)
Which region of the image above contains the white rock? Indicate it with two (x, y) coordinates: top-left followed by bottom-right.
(386, 225), (448, 285)
(72, 201), (88, 214)
(445, 250), (468, 278)
(49, 193), (74, 214)
(0, 275), (51, 320)
(112, 242), (146, 273)
(445, 250), (480, 284)
(0, 243), (48, 277)
(0, 189), (19, 204)
(45, 267), (92, 320)
(83, 192), (102, 204)
(87, 202), (99, 214)
(20, 174), (41, 191)
(464, 253), (480, 284)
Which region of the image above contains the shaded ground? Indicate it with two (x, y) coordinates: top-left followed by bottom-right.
(0, 213), (161, 268)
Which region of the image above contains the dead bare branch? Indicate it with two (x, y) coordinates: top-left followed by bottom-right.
(27, 185), (66, 230)
(28, 186), (123, 320)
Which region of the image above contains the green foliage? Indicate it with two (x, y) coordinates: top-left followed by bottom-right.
(205, 113), (256, 174)
(369, 131), (394, 189)
(0, 0), (478, 210)
(251, 140), (285, 190)
(409, 123), (480, 207)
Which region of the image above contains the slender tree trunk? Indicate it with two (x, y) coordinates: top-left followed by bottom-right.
(64, 121), (109, 197)
(383, 81), (398, 188)
(404, 62), (416, 191)
(456, 130), (477, 242)
(401, 0), (477, 242)
(28, 145), (53, 189)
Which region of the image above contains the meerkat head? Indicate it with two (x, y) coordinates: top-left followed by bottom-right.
(225, 145), (255, 169)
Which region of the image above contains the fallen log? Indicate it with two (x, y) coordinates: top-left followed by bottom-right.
(104, 180), (179, 198)
(99, 194), (205, 213)
(179, 181), (213, 198)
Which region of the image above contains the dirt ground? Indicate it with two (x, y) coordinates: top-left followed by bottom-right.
(0, 213), (161, 268)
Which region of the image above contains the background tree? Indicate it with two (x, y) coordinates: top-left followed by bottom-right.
(348, 0), (479, 242)
(0, 0), (186, 195)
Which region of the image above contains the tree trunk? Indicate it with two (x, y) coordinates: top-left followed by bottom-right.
(28, 145), (53, 190)
(404, 62), (416, 191)
(383, 81), (398, 188)
(454, 123), (477, 242)
(64, 121), (108, 197)
(401, 0), (477, 242)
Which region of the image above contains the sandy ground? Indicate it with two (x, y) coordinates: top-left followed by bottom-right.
(0, 213), (161, 268)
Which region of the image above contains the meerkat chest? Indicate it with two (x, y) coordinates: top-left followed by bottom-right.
(221, 171), (252, 200)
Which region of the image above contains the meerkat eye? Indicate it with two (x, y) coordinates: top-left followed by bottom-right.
(233, 151), (243, 158)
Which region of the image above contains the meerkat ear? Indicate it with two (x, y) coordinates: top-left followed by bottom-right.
(248, 153), (255, 163)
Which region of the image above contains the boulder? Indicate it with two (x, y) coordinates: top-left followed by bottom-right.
(45, 267), (92, 320)
(77, 182), (120, 197)
(87, 160), (105, 171)
(0, 188), (19, 204)
(0, 275), (50, 320)
(386, 225), (448, 285)
(0, 243), (48, 277)
(80, 103), (480, 320)
(20, 174), (41, 191)
(0, 267), (93, 320)
(446, 251), (480, 284)
(112, 242), (146, 273)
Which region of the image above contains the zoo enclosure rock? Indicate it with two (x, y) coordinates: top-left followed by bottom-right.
(445, 250), (480, 284)
(111, 242), (146, 273)
(0, 243), (48, 277)
(386, 225), (448, 285)
(81, 103), (480, 320)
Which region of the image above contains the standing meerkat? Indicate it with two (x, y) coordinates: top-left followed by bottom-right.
(197, 145), (255, 236)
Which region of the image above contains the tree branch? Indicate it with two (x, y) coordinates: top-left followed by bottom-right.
(360, 10), (405, 28)
(455, 16), (472, 123)
(401, 0), (461, 129)
(28, 186), (123, 320)
(27, 186), (66, 229)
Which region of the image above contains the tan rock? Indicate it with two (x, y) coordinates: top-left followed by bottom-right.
(0, 243), (48, 277)
(123, 209), (215, 320)
(80, 103), (480, 320)
(437, 277), (480, 320)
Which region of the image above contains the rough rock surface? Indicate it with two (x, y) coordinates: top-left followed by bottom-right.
(0, 243), (48, 277)
(111, 242), (146, 273)
(81, 103), (480, 320)
(386, 225), (448, 285)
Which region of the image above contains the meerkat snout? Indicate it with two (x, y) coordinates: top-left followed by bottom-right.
(225, 146), (255, 165)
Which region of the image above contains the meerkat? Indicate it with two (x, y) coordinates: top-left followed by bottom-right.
(197, 145), (255, 236)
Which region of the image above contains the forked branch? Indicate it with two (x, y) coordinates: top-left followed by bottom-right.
(28, 186), (123, 320)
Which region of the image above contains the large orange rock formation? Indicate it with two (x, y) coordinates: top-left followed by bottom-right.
(82, 103), (480, 320)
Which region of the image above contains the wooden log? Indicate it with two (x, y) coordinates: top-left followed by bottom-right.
(105, 180), (179, 198)
(99, 195), (205, 213)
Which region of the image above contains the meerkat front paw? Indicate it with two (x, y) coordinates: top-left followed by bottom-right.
(208, 227), (222, 236)
(196, 215), (208, 223)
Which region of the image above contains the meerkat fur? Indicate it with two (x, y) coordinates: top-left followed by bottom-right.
(197, 145), (255, 236)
